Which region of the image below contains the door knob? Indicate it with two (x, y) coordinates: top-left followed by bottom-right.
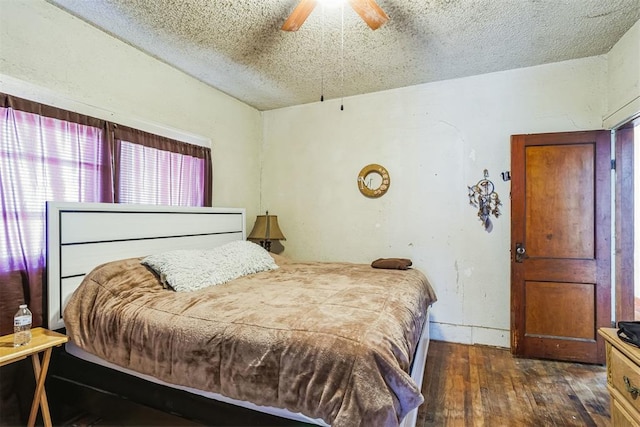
(515, 243), (528, 263)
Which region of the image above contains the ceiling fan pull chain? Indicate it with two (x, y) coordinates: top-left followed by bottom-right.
(340, 2), (345, 111)
(321, 5), (325, 102)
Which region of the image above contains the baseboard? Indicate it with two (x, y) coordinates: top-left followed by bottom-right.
(429, 322), (510, 348)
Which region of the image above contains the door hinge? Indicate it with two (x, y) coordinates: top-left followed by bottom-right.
(611, 159), (616, 170)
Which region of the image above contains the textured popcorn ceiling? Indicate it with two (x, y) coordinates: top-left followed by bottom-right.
(47, 0), (639, 111)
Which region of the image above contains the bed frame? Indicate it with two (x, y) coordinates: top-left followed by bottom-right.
(45, 202), (430, 427)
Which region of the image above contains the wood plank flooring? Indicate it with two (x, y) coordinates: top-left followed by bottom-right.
(62, 340), (611, 426)
(418, 340), (610, 427)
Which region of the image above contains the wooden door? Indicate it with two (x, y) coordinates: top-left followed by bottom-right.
(511, 131), (611, 364)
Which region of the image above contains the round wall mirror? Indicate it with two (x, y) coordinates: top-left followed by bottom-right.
(357, 164), (390, 198)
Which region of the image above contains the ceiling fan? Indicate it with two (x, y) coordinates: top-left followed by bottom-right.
(282, 0), (389, 32)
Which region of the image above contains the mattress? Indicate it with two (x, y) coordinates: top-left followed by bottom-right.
(63, 256), (437, 426)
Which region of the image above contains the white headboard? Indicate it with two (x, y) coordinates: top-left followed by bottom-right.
(46, 202), (246, 330)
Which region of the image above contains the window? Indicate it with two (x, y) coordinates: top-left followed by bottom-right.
(114, 125), (211, 206)
(0, 100), (111, 267)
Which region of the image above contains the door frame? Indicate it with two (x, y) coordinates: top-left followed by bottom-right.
(615, 122), (636, 322)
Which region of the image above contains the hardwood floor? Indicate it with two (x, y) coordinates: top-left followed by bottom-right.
(60, 340), (610, 426)
(418, 341), (610, 427)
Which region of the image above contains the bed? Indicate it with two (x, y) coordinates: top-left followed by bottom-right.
(46, 202), (437, 427)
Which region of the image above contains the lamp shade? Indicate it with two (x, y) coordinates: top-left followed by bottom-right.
(248, 213), (286, 241)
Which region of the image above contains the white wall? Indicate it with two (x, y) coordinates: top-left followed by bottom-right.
(0, 0), (263, 221)
(604, 19), (640, 128)
(262, 57), (607, 347)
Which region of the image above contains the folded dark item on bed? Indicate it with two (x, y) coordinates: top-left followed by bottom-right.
(64, 258), (436, 427)
(371, 258), (413, 270)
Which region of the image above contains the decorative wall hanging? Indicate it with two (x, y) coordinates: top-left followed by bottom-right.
(357, 164), (390, 198)
(468, 169), (502, 231)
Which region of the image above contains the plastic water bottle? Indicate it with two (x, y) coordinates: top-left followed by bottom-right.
(13, 304), (32, 347)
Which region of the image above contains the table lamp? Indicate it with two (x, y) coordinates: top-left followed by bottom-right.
(247, 211), (286, 252)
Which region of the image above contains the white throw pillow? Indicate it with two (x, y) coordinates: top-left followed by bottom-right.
(141, 240), (278, 292)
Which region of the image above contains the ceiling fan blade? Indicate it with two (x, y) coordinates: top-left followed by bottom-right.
(282, 0), (318, 32)
(347, 0), (389, 30)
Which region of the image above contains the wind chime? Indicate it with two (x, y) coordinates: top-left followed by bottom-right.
(468, 169), (502, 232)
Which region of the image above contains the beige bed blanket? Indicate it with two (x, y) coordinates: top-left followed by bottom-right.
(64, 257), (437, 426)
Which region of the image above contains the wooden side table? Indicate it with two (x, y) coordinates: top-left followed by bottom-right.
(0, 327), (68, 427)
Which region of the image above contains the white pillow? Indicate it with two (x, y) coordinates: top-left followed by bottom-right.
(141, 240), (278, 292)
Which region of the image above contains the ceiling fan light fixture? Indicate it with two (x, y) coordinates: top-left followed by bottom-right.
(318, 0), (345, 9)
(282, 0), (388, 32)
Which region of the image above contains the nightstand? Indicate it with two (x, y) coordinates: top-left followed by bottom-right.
(0, 327), (68, 427)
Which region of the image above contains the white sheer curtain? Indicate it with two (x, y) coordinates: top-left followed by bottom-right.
(0, 102), (110, 329)
(118, 140), (207, 206)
